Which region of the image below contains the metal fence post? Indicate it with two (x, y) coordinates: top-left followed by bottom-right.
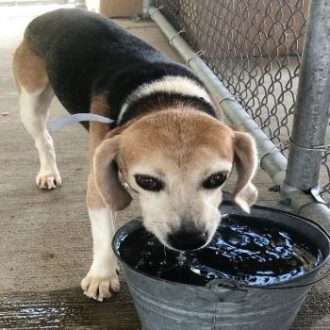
(285, 0), (330, 196)
(142, 0), (152, 18)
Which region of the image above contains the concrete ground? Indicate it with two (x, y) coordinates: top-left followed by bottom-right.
(0, 4), (329, 329)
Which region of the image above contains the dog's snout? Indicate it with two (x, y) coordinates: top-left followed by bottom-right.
(167, 227), (208, 251)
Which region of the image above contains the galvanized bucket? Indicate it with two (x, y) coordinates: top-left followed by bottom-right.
(113, 203), (330, 330)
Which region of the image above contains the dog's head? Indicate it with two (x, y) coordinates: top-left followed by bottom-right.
(93, 109), (258, 251)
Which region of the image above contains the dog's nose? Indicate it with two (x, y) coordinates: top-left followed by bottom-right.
(167, 228), (208, 251)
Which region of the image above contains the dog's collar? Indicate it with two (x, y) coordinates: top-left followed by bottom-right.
(117, 76), (212, 125)
(118, 91), (218, 125)
(50, 113), (114, 131)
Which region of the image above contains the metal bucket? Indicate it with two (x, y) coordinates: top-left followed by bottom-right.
(112, 203), (330, 330)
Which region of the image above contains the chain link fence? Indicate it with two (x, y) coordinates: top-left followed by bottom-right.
(154, 0), (330, 205)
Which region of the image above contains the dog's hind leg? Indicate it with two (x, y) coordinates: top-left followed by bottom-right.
(13, 39), (61, 189)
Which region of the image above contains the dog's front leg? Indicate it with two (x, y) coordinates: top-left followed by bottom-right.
(81, 173), (120, 301)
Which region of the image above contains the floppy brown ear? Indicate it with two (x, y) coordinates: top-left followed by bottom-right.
(232, 131), (258, 213)
(93, 136), (132, 211)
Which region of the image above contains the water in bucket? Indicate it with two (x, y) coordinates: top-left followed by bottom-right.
(118, 214), (323, 287)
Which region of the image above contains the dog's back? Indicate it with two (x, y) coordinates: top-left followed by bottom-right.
(24, 9), (199, 119)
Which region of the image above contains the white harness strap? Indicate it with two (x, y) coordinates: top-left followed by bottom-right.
(50, 113), (114, 131)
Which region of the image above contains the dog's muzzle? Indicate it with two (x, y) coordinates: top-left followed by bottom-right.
(167, 226), (208, 251)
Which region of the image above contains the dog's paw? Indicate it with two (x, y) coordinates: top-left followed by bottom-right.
(36, 169), (62, 190)
(81, 272), (120, 302)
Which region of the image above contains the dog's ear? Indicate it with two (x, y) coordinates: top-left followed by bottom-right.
(232, 131), (258, 213)
(93, 136), (132, 211)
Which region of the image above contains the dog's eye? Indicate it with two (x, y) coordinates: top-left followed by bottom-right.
(202, 171), (228, 189)
(135, 175), (164, 192)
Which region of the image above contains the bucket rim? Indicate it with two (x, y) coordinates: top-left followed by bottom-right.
(112, 203), (330, 291)
(220, 201), (330, 238)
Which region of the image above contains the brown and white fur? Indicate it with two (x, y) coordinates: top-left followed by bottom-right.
(13, 9), (258, 301)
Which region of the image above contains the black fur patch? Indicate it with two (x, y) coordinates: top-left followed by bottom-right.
(119, 92), (217, 125)
(96, 63), (202, 123)
(25, 9), (215, 127)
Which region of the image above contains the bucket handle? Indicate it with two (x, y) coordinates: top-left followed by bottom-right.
(206, 278), (248, 302)
(204, 266), (330, 292)
(260, 266), (330, 290)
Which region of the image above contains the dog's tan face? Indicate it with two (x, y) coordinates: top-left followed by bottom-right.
(94, 109), (258, 251)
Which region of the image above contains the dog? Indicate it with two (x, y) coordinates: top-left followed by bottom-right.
(13, 9), (258, 302)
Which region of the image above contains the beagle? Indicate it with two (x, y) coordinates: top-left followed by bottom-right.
(13, 9), (258, 301)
